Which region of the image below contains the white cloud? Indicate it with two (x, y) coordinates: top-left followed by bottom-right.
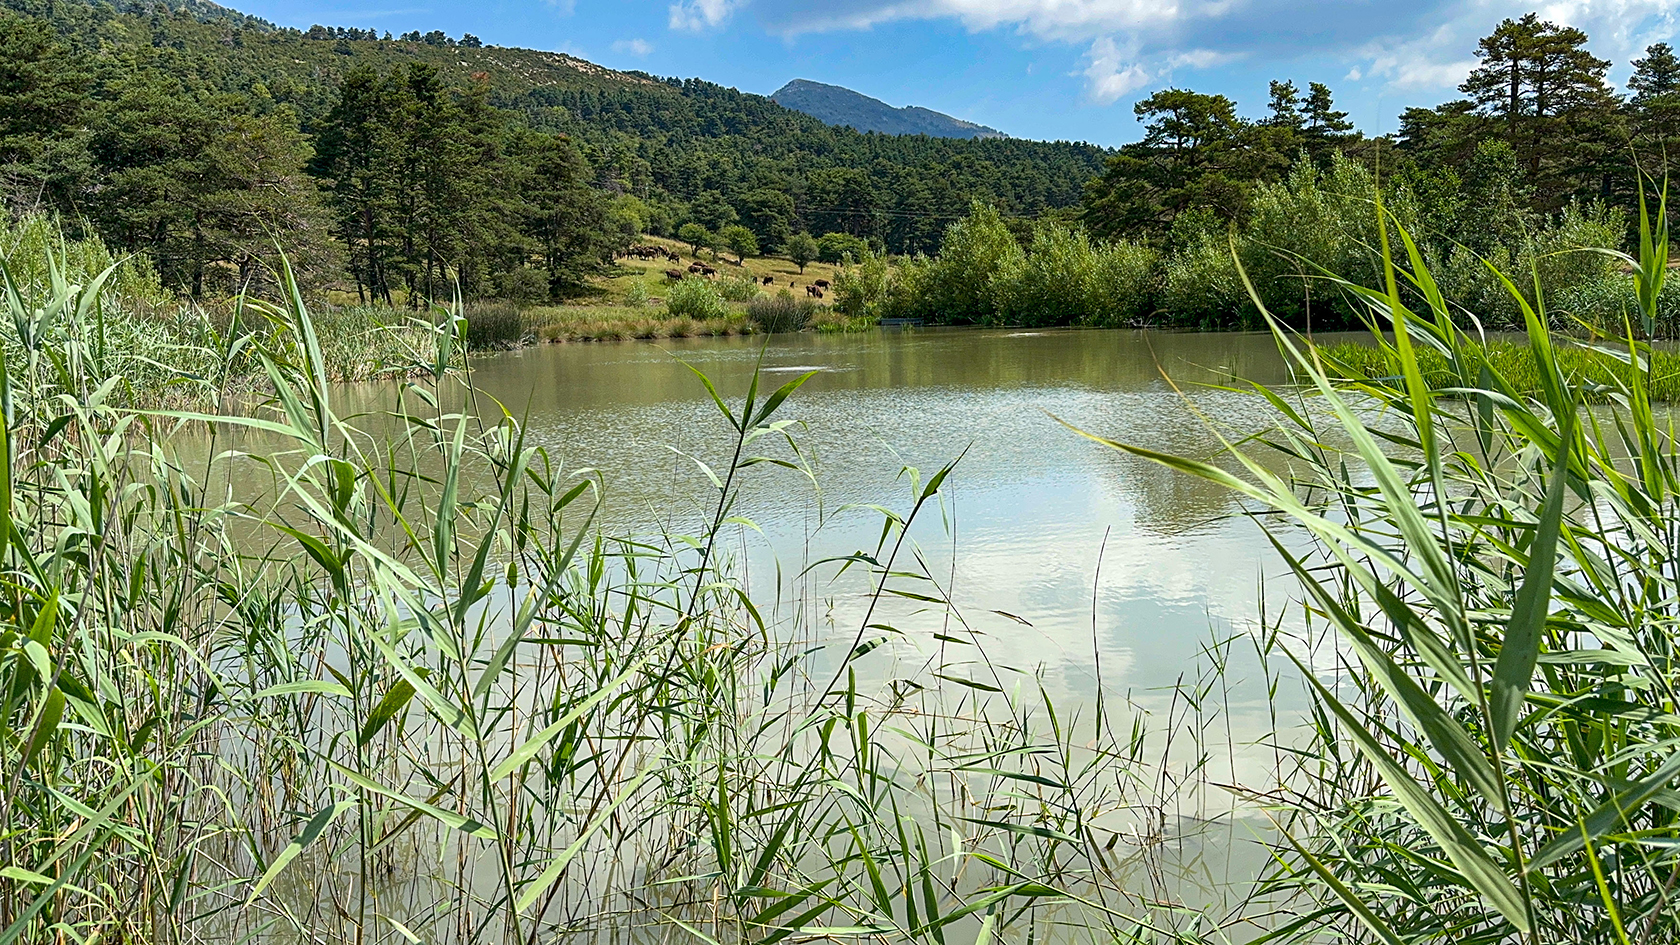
(749, 0), (1680, 109)
(669, 0), (740, 31)
(1082, 37), (1151, 103)
(613, 37), (655, 55)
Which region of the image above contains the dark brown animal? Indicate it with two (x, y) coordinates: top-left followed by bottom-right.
(762, 276), (774, 285)
(688, 263), (705, 273)
(665, 269), (685, 279)
(805, 285), (818, 297)
(813, 279), (830, 289)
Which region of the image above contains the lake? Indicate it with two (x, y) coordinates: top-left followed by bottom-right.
(387, 326), (1324, 703)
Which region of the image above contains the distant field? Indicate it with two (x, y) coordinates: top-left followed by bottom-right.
(593, 235), (847, 307)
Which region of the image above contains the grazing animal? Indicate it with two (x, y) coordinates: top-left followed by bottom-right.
(805, 285), (818, 297)
(665, 269), (685, 279)
(815, 288), (824, 299)
(762, 276), (774, 285)
(813, 279), (830, 289)
(688, 263), (704, 273)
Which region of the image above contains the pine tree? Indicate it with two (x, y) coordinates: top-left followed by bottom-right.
(0, 14), (92, 212)
(313, 66), (398, 302)
(1460, 14), (1621, 205)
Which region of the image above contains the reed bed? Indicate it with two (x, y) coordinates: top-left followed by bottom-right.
(7, 186), (1680, 945)
(531, 304), (756, 342)
(1319, 336), (1680, 402)
(1089, 187), (1680, 943)
(0, 253), (1250, 944)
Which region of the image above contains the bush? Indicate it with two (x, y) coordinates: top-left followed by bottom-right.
(1084, 240), (1159, 326)
(0, 213), (171, 311)
(912, 202), (1024, 324)
(716, 274), (760, 302)
(623, 280), (650, 308)
(747, 290), (818, 332)
(832, 250), (892, 318)
(665, 276), (728, 319)
(1160, 235), (1254, 329)
(991, 222), (1092, 327)
(817, 232), (870, 264)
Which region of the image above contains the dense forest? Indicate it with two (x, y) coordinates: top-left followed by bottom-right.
(0, 0), (1107, 302)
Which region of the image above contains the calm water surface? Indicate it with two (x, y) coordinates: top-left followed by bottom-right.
(343, 327), (1334, 705)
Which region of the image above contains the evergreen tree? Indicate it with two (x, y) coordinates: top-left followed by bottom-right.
(1264, 80), (1304, 130)
(1081, 89), (1264, 240)
(519, 132), (607, 298)
(313, 66), (398, 301)
(1630, 44), (1680, 181)
(1303, 82), (1354, 161)
(0, 14), (92, 212)
(1460, 13), (1621, 205)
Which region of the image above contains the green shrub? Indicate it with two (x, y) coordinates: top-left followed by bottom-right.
(1083, 239), (1158, 326)
(746, 290), (818, 332)
(716, 274), (760, 302)
(623, 279), (651, 308)
(832, 249), (892, 318)
(665, 276), (728, 319)
(991, 222), (1093, 327)
(914, 202), (1023, 324)
(1160, 235), (1254, 329)
(816, 232), (869, 264)
(0, 212), (172, 311)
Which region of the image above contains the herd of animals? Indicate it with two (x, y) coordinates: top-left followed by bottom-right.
(624, 243), (832, 299)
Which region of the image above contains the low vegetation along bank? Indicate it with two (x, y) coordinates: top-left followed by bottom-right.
(6, 172), (1680, 944)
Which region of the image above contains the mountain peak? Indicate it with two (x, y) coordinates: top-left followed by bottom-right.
(771, 79), (1005, 140)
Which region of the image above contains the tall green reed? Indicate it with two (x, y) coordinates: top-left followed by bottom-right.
(0, 248), (1265, 945)
(1089, 181), (1680, 943)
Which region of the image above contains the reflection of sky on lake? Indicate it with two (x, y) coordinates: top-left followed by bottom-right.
(361, 327), (1341, 710)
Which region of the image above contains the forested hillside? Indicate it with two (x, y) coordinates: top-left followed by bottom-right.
(0, 0), (1107, 303)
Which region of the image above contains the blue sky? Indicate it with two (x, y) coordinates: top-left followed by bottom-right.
(230, 0), (1678, 146)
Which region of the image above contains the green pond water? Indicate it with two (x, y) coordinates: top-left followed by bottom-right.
(333, 326), (1334, 707)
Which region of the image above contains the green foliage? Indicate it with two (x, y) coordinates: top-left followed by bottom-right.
(816, 231), (869, 264)
(719, 223), (758, 263)
(901, 202), (1022, 323)
(715, 273), (759, 302)
(745, 288), (817, 332)
(0, 212), (169, 310)
(1159, 232), (1254, 328)
(0, 12), (91, 210)
(1082, 238), (1159, 326)
(678, 222), (713, 255)
(831, 248), (891, 318)
(1322, 336), (1680, 401)
(1095, 191), (1680, 943)
(786, 231), (818, 273)
(664, 275), (728, 319)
